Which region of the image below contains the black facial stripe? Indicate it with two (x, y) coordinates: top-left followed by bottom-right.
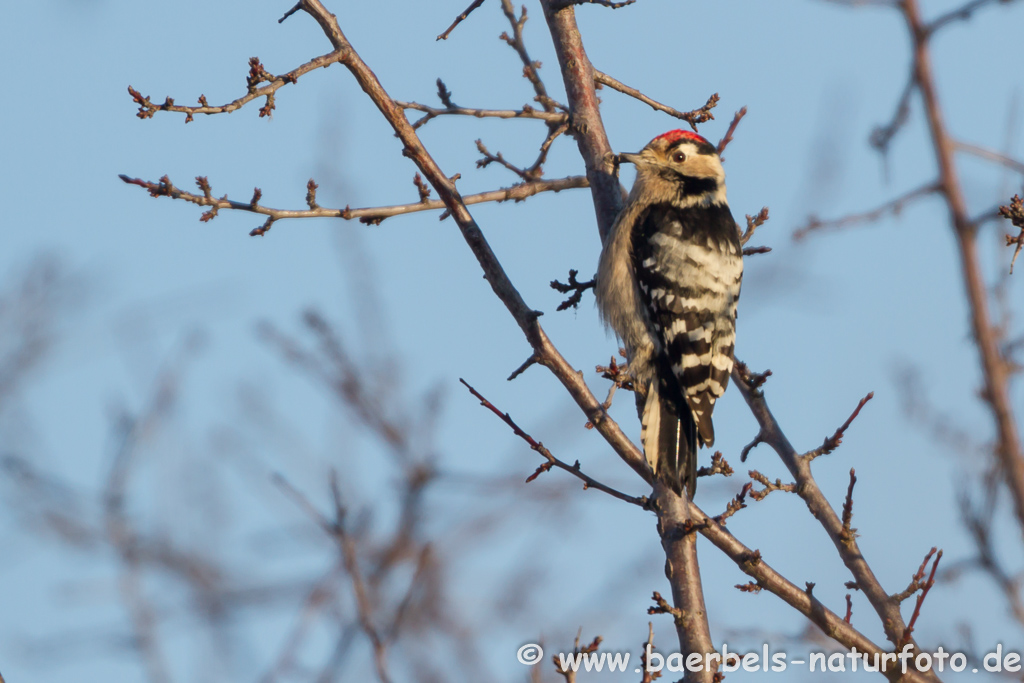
(653, 168), (717, 197)
(678, 175), (718, 198)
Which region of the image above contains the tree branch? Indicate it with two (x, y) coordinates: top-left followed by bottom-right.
(900, 0), (1024, 546)
(689, 497), (935, 683)
(437, 0), (488, 40)
(119, 173), (588, 233)
(460, 379), (648, 507)
(793, 182), (940, 240)
(127, 52), (344, 122)
(593, 70), (719, 131)
(731, 363), (939, 676)
(397, 100), (568, 130)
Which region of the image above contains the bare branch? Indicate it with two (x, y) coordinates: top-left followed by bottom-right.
(647, 591), (684, 623)
(499, 0), (561, 114)
(550, 269), (595, 311)
(119, 173), (588, 233)
(900, 0), (1024, 545)
(741, 208), (769, 244)
(898, 548), (942, 647)
(716, 107), (747, 156)
(731, 363), (938, 667)
(594, 71), (718, 130)
(460, 379), (648, 507)
(1001, 195), (1024, 273)
(714, 482), (752, 524)
(397, 100), (568, 131)
(689, 497), (935, 683)
(551, 0), (636, 7)
(696, 452), (734, 480)
(805, 392), (874, 461)
(274, 474), (394, 683)
(955, 140), (1024, 175)
(926, 0), (1013, 35)
(793, 182), (940, 240)
(870, 73), (915, 156)
(476, 139), (533, 179)
(841, 469), (858, 544)
(748, 470), (797, 501)
(437, 0), (488, 40)
(507, 353), (540, 381)
(539, 0), (623, 240)
(127, 52), (343, 122)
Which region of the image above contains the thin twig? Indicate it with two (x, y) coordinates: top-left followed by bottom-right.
(731, 363), (936, 666)
(748, 470), (797, 501)
(926, 0), (1010, 35)
(716, 107), (747, 157)
(397, 101), (568, 130)
(898, 548), (942, 647)
(840, 469), (858, 544)
(553, 0), (635, 6)
(805, 392), (874, 461)
(740, 206), (769, 245)
(870, 73), (915, 157)
(459, 379), (647, 507)
(714, 483), (752, 524)
(120, 174), (588, 233)
(956, 140), (1024, 175)
(594, 71), (718, 130)
(128, 52), (344, 122)
(499, 0), (559, 114)
(901, 0), (1024, 546)
(437, 0), (488, 40)
(688, 495), (935, 683)
(793, 182), (940, 240)
(1001, 195), (1024, 273)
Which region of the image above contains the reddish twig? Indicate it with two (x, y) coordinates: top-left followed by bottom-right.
(898, 548), (942, 647)
(1000, 195), (1024, 273)
(716, 107), (747, 157)
(714, 483), (752, 524)
(639, 623), (662, 683)
(840, 469), (858, 544)
(740, 207), (769, 245)
(805, 392), (874, 461)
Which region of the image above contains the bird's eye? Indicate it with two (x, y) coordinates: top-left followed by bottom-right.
(672, 151), (687, 163)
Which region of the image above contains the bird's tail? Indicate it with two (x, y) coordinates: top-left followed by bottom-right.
(641, 381), (698, 498)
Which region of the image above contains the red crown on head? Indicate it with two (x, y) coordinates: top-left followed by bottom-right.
(654, 129), (710, 146)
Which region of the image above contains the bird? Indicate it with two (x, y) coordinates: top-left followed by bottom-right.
(595, 129), (743, 498)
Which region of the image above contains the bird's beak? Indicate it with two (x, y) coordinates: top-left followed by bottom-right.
(617, 152), (644, 165)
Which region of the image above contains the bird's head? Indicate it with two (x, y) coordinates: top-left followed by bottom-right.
(618, 130), (726, 207)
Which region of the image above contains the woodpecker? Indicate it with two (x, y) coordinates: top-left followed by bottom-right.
(595, 130), (743, 498)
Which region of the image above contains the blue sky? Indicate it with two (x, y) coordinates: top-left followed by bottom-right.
(3, 1), (1024, 681)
